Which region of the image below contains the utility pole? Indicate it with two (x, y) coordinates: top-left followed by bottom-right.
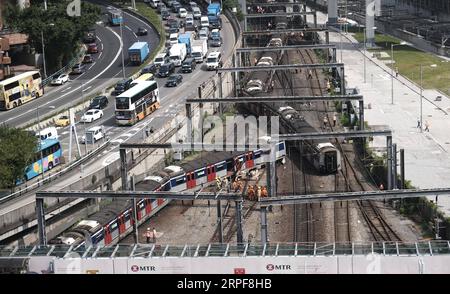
(119, 11), (126, 79)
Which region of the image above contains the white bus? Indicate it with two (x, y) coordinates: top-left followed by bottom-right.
(0, 71), (43, 110)
(115, 80), (160, 126)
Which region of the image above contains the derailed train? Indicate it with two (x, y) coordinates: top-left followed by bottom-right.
(51, 142), (287, 247)
(242, 13), (341, 174)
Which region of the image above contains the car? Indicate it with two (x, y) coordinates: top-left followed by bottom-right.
(137, 27), (148, 36)
(81, 126), (105, 144)
(167, 26), (179, 34)
(54, 114), (70, 127)
(165, 74), (182, 87)
(210, 28), (220, 39)
(141, 64), (159, 75)
(89, 95), (109, 110)
(210, 35), (222, 47)
(165, 0), (176, 7)
(82, 54), (94, 63)
(70, 63), (85, 74)
(184, 22), (198, 33)
(192, 7), (201, 19)
(169, 32), (179, 45)
(51, 74), (69, 85)
(87, 43), (98, 54)
(80, 109), (103, 123)
(206, 51), (222, 70)
(185, 14), (194, 25)
(157, 3), (167, 13)
(172, 2), (181, 13)
(154, 53), (169, 67)
(189, 1), (198, 11)
(161, 9), (170, 20)
(114, 78), (133, 95)
(209, 16), (222, 29)
(83, 31), (96, 43)
(200, 16), (209, 28)
(199, 27), (209, 40)
(158, 62), (175, 77)
(178, 8), (187, 18)
(181, 57), (196, 73)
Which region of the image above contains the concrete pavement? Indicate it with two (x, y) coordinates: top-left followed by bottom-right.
(311, 11), (450, 216)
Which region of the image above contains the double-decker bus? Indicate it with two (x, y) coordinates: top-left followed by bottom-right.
(115, 80), (160, 126)
(0, 71), (43, 110)
(108, 9), (123, 26)
(24, 139), (63, 181)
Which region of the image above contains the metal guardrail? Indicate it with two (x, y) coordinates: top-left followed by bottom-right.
(41, 47), (85, 87)
(0, 139), (111, 205)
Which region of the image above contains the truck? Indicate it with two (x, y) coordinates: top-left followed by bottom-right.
(128, 42), (150, 65)
(178, 32), (194, 54)
(191, 39), (208, 63)
(169, 43), (187, 66)
(207, 2), (221, 17)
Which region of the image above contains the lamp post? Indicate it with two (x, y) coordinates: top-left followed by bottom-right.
(119, 11), (126, 79)
(36, 105), (55, 182)
(40, 23), (54, 80)
(363, 26), (377, 83)
(390, 41), (407, 104)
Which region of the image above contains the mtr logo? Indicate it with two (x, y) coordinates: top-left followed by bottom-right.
(266, 264), (291, 271)
(131, 265), (156, 272)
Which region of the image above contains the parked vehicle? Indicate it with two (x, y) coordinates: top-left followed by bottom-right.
(158, 62), (175, 77)
(165, 74), (183, 87)
(191, 39), (208, 63)
(128, 42), (150, 65)
(178, 32), (194, 54)
(169, 43), (187, 66)
(81, 126), (105, 144)
(114, 78), (133, 95)
(70, 63), (85, 74)
(51, 74), (69, 85)
(80, 109), (103, 123)
(181, 58), (196, 73)
(89, 96), (109, 110)
(186, 14), (194, 26)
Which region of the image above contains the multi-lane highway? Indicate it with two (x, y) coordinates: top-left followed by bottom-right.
(0, 1), (237, 244)
(0, 4), (159, 128)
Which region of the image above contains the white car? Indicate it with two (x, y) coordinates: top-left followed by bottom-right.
(186, 14), (194, 26)
(178, 8), (187, 18)
(80, 109), (103, 123)
(51, 74), (69, 86)
(81, 126), (105, 144)
(199, 28), (209, 40)
(192, 7), (201, 19)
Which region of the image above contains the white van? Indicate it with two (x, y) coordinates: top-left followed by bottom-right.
(149, 0), (160, 9)
(37, 127), (58, 141)
(169, 33), (179, 45)
(82, 126), (105, 144)
(200, 16), (209, 28)
(206, 51), (222, 70)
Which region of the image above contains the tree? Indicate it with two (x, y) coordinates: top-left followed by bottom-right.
(4, 0), (101, 72)
(0, 126), (37, 189)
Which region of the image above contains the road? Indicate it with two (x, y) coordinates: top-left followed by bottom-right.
(0, 4), (159, 128)
(0, 6), (237, 243)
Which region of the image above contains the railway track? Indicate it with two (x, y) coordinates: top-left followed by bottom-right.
(298, 48), (401, 242)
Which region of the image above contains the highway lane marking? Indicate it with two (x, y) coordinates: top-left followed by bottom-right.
(98, 51), (103, 59)
(82, 86), (93, 92)
(88, 62), (96, 70)
(1, 27), (123, 124)
(60, 87), (72, 93)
